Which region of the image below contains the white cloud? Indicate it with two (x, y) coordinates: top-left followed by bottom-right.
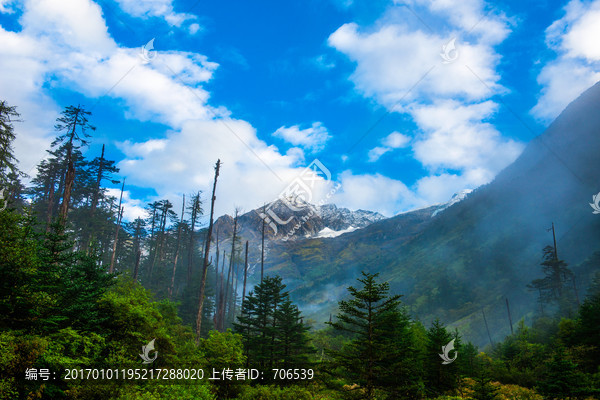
(328, 19), (505, 106)
(188, 23), (201, 35)
(382, 131), (410, 148)
(403, 0), (512, 45)
(367, 146), (391, 162)
(367, 131), (410, 162)
(105, 188), (146, 221)
(273, 122), (331, 152)
(313, 54), (335, 70)
(0, 0), (16, 13)
(532, 0), (600, 120)
(411, 101), (522, 173)
(332, 171), (423, 216)
(114, 0), (196, 27)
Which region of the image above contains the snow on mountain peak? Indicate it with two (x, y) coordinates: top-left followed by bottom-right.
(431, 189), (474, 217)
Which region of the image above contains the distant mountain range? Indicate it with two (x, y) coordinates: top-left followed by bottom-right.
(209, 81), (600, 347)
(213, 189), (473, 244)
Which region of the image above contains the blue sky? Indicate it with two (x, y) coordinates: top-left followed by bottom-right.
(1, 0), (599, 220)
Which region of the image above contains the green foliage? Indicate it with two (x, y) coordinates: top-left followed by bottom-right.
(113, 382), (215, 400)
(237, 384), (317, 400)
(199, 329), (246, 399)
(537, 346), (589, 399)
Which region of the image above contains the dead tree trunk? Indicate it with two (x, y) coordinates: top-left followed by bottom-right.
(45, 178), (56, 232)
(505, 297), (513, 335)
(216, 250), (227, 331)
(84, 144), (106, 251)
(482, 307), (494, 347)
(58, 108), (80, 224)
(133, 218), (143, 280)
(261, 204), (266, 283)
(133, 250), (141, 281)
(195, 159), (220, 344)
(108, 180), (125, 274)
(169, 195), (186, 299)
(242, 240), (249, 310)
(226, 211), (239, 323)
(212, 231), (220, 327)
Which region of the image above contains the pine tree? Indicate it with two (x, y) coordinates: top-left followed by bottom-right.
(196, 159), (220, 342)
(52, 105), (95, 224)
(327, 271), (415, 400)
(538, 347), (587, 399)
(0, 101), (20, 184)
(424, 319), (461, 397)
(234, 275), (311, 379)
(528, 245), (576, 313)
(273, 299), (313, 372)
(471, 373), (499, 400)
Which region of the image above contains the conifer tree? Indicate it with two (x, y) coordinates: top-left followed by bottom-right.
(424, 319), (461, 397)
(471, 373), (500, 400)
(52, 105), (95, 223)
(528, 245), (576, 313)
(327, 271), (415, 400)
(234, 275), (311, 379)
(0, 101), (20, 184)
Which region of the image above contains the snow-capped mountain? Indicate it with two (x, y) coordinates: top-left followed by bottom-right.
(213, 199), (386, 242)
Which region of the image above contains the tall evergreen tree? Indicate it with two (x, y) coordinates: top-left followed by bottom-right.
(528, 245), (576, 313)
(423, 319), (461, 397)
(327, 271), (416, 400)
(52, 105), (95, 223)
(471, 373), (500, 400)
(0, 101), (20, 184)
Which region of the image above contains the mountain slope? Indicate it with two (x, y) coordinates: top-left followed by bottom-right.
(260, 81), (600, 346)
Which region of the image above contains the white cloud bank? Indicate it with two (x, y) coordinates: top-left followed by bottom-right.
(328, 0), (523, 207)
(0, 0), (334, 218)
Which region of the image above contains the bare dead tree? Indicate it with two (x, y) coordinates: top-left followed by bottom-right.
(195, 159), (220, 344)
(226, 209), (240, 323)
(169, 194), (186, 299)
(108, 180), (125, 274)
(261, 203), (266, 283)
(242, 240), (249, 310)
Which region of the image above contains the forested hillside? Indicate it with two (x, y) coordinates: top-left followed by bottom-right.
(1, 97), (599, 399)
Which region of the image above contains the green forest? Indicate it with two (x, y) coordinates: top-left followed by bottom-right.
(1, 102), (599, 399)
